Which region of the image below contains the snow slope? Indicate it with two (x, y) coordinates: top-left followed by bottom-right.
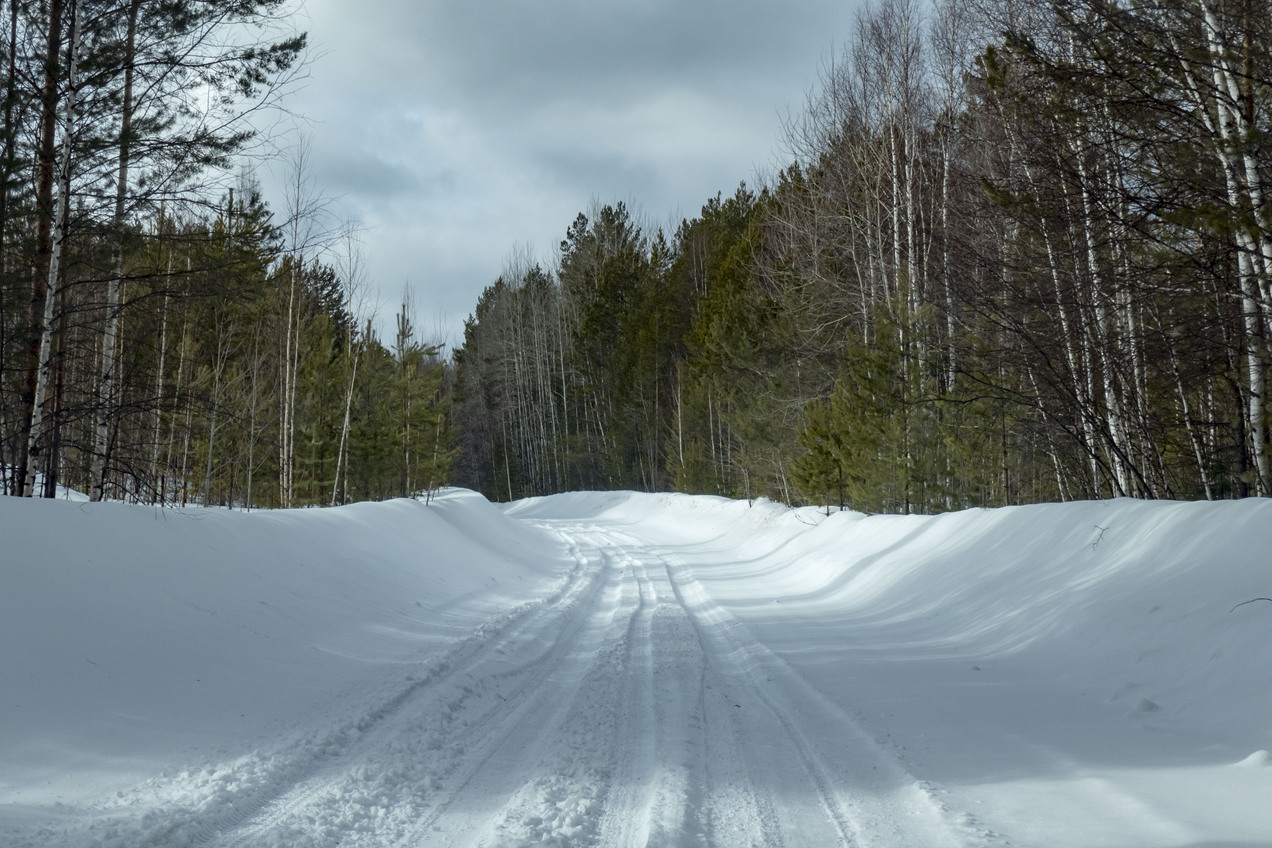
(3, 489), (1272, 846)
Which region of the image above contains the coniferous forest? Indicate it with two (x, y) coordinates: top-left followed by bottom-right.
(0, 0), (451, 506)
(3, 0), (1271, 513)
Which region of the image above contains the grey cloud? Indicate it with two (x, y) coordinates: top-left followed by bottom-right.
(535, 146), (661, 208)
(318, 149), (429, 199)
(276, 0), (859, 339)
(314, 0), (853, 106)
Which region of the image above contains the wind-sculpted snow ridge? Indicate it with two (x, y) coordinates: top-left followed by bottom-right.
(4, 490), (1272, 846)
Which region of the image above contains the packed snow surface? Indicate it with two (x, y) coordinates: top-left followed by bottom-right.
(3, 489), (1272, 847)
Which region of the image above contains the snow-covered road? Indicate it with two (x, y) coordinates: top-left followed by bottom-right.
(4, 490), (1272, 846)
(166, 521), (961, 847)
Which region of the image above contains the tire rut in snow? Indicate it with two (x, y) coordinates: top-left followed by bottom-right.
(511, 527), (790, 848)
(544, 523), (966, 847)
(461, 530), (734, 848)
(592, 556), (717, 848)
(410, 527), (646, 847)
(217, 529), (623, 848)
(68, 518), (976, 848)
(651, 535), (970, 848)
(92, 531), (606, 848)
(406, 526), (725, 848)
(585, 531), (789, 848)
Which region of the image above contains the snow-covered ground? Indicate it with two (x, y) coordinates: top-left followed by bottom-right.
(2, 489), (1271, 847)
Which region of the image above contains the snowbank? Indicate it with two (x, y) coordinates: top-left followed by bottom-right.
(523, 493), (1272, 737)
(0, 489), (567, 808)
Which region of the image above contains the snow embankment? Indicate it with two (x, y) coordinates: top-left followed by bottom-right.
(0, 490), (567, 808)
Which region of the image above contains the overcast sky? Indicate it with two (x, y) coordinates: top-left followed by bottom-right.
(264, 1), (860, 347)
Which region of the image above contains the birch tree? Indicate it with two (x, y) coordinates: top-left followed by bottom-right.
(23, 0), (82, 498)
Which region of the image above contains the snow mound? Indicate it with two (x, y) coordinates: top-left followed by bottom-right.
(0, 489), (566, 809)
(1235, 750), (1270, 768)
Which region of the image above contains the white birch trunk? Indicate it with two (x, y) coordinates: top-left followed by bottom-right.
(331, 329), (360, 506)
(280, 256), (300, 507)
(1186, 3), (1272, 489)
(89, 0), (140, 502)
(1074, 131), (1131, 495)
(23, 0), (80, 498)
(149, 268), (170, 497)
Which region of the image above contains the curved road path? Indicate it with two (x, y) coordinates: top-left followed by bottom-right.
(46, 517), (977, 848)
(188, 519), (971, 848)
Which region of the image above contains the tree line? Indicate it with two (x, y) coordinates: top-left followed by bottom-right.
(450, 0), (1272, 511)
(1, 0), (452, 505)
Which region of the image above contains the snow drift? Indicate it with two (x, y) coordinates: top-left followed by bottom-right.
(0, 492), (568, 806)
(2, 489), (1271, 846)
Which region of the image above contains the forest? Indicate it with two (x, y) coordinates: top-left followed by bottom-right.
(450, 0), (1272, 512)
(0, 0), (451, 506)
(3, 0), (1271, 513)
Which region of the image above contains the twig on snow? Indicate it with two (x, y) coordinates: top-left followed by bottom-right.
(1230, 598), (1272, 613)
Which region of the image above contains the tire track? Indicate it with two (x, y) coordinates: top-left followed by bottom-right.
(560, 523), (968, 848)
(654, 538), (970, 848)
(44, 537), (604, 848)
(200, 528), (618, 848)
(81, 516), (975, 848)
(577, 529), (788, 848)
(401, 529), (648, 848)
(594, 558), (658, 847)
